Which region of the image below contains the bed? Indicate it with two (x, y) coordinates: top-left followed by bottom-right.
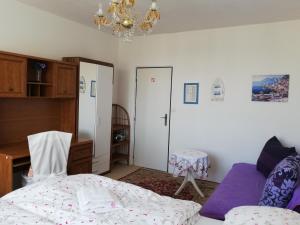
(0, 174), (223, 225)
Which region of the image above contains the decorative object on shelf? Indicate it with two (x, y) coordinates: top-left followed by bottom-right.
(79, 76), (86, 94)
(252, 74), (290, 102)
(90, 80), (96, 97)
(111, 104), (130, 166)
(94, 0), (160, 41)
(113, 130), (126, 143)
(34, 62), (47, 82)
(184, 83), (199, 104)
(211, 78), (225, 102)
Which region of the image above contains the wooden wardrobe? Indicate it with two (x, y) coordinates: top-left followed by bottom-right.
(63, 57), (114, 175)
(0, 51), (93, 196)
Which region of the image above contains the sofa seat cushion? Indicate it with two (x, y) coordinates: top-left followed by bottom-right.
(200, 163), (266, 220)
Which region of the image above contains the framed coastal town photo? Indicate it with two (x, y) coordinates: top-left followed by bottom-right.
(184, 83), (199, 104)
(252, 74), (290, 102)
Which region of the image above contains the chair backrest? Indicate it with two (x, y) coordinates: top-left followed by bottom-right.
(28, 131), (72, 181)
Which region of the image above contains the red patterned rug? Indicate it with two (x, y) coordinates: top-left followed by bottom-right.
(120, 168), (218, 205)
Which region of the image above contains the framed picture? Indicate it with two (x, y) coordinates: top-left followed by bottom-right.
(252, 74), (289, 102)
(211, 78), (225, 102)
(79, 76), (86, 94)
(90, 80), (96, 97)
(184, 83), (199, 104)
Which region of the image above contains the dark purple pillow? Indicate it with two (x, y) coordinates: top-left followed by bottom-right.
(258, 154), (300, 208)
(256, 136), (297, 178)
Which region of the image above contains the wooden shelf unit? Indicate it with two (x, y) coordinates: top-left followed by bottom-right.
(110, 104), (130, 166)
(0, 50), (93, 196)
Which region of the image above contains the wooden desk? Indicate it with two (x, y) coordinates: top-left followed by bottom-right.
(0, 138), (92, 196)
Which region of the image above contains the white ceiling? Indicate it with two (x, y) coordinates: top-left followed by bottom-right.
(17, 0), (300, 34)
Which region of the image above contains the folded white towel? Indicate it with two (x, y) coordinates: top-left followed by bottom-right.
(77, 186), (124, 214)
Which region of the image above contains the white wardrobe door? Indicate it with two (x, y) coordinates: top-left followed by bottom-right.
(93, 65), (113, 174)
(78, 62), (97, 145)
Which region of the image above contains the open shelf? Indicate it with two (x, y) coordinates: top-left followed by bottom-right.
(26, 59), (54, 97)
(112, 139), (129, 148)
(27, 82), (52, 86)
(111, 104), (130, 167)
(112, 124), (130, 131)
(111, 153), (129, 164)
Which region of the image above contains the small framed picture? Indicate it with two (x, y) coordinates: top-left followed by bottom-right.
(184, 83), (199, 104)
(90, 80), (96, 97)
(79, 76), (86, 94)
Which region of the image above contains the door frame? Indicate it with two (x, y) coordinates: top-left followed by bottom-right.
(133, 66), (173, 171)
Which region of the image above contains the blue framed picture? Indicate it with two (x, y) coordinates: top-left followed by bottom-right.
(90, 80), (96, 97)
(184, 83), (199, 104)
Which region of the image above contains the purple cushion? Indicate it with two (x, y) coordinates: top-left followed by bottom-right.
(259, 155), (300, 208)
(256, 136), (296, 178)
(200, 163), (266, 220)
(288, 185), (300, 211)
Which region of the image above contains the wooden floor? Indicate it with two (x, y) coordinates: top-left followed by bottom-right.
(105, 163), (140, 180)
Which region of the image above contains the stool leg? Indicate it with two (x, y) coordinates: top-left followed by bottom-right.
(175, 174), (188, 196)
(190, 176), (205, 197)
(187, 171), (205, 198)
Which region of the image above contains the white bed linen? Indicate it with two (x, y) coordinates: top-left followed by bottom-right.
(194, 215), (223, 225)
(1, 174), (203, 225)
(77, 186), (124, 213)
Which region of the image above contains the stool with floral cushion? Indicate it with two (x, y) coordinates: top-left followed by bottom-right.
(169, 149), (209, 197)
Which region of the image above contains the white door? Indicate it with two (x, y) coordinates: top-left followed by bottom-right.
(93, 65), (113, 174)
(135, 67), (172, 171)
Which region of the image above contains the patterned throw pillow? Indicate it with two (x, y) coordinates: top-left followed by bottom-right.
(259, 154), (300, 208)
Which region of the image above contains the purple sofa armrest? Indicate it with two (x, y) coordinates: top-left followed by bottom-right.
(287, 185), (300, 212)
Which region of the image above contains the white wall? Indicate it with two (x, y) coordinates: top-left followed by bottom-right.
(0, 0), (119, 102)
(2, 0), (300, 182)
(117, 20), (300, 182)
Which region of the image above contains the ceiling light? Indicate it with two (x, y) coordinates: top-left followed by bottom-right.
(94, 0), (160, 41)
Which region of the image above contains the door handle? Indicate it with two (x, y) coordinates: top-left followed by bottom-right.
(160, 114), (168, 126)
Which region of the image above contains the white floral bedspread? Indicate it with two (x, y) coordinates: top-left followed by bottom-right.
(0, 174), (201, 225)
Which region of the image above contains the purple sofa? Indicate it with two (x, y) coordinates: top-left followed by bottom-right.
(200, 163), (300, 220)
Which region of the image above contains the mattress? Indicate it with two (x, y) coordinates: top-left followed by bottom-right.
(1, 174), (205, 225)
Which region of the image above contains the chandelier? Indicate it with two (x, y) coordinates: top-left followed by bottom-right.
(94, 0), (160, 41)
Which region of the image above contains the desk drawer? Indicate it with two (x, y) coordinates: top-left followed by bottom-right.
(70, 143), (92, 161)
(68, 158), (92, 175)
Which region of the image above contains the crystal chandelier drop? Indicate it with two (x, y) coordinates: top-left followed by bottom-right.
(94, 0), (160, 41)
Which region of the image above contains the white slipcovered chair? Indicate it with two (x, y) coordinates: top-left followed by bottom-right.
(25, 131), (72, 184)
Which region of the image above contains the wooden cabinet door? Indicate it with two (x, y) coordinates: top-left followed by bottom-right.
(54, 63), (76, 98)
(0, 54), (26, 97)
(67, 142), (93, 175)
